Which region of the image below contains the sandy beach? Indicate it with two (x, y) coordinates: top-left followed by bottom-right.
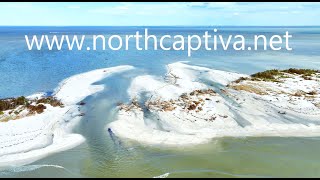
(108, 62), (320, 146)
(0, 65), (134, 169)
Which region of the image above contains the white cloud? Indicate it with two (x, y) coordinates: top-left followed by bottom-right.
(1, 2), (320, 26)
(88, 3), (183, 16)
(187, 2), (236, 8)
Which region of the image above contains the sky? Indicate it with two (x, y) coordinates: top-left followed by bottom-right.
(1, 2), (320, 26)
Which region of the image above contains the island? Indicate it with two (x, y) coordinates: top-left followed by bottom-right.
(108, 62), (320, 146)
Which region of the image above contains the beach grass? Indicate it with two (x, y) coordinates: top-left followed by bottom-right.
(233, 68), (319, 83)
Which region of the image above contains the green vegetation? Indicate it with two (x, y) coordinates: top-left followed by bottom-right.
(282, 68), (319, 76)
(233, 77), (250, 83)
(27, 104), (46, 114)
(283, 68), (319, 80)
(279, 75), (290, 79)
(15, 96), (28, 106)
(0, 111), (3, 115)
(36, 97), (64, 107)
(233, 68), (319, 83)
(0, 96), (28, 111)
(0, 96), (63, 115)
(0, 100), (10, 111)
(251, 69), (283, 82)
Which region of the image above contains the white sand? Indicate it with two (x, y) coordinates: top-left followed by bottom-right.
(54, 65), (134, 105)
(0, 65), (134, 169)
(108, 62), (320, 146)
(127, 62), (244, 101)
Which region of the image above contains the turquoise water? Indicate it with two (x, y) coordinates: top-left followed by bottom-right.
(1, 27), (320, 177)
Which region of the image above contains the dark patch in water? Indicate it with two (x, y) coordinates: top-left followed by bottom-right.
(108, 128), (122, 147)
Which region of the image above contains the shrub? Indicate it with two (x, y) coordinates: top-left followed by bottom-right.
(187, 104), (197, 110)
(251, 69), (282, 81)
(282, 68), (319, 76)
(302, 75), (312, 80)
(15, 96), (27, 105)
(0, 96), (28, 111)
(36, 97), (63, 107)
(27, 104), (46, 114)
(250, 68), (319, 82)
(234, 77), (250, 83)
(0, 100), (11, 111)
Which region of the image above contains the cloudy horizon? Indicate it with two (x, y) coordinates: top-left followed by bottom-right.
(1, 2), (320, 26)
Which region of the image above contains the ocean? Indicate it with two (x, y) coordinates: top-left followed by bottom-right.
(1, 26), (320, 177)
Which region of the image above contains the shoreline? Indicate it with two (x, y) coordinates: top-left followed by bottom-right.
(0, 65), (134, 169)
(108, 62), (320, 146)
(1, 61), (319, 167)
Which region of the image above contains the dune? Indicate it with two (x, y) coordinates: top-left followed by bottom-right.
(108, 62), (320, 146)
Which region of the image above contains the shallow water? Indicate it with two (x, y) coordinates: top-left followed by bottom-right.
(1, 27), (320, 178)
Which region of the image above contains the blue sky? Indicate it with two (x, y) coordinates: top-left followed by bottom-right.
(1, 2), (320, 26)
